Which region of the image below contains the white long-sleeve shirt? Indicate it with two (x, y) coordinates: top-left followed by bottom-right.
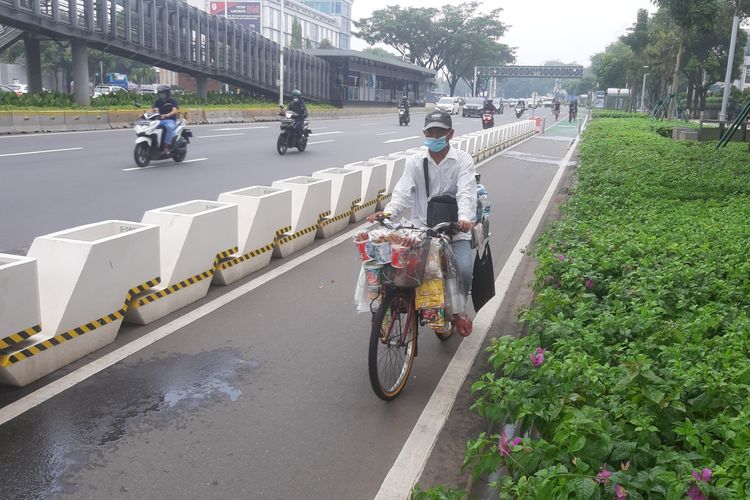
(384, 147), (477, 241)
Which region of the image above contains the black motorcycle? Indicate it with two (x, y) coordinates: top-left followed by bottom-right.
(277, 110), (311, 155)
(515, 107), (525, 119)
(398, 106), (410, 126)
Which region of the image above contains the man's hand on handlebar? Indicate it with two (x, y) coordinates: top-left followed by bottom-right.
(367, 211), (390, 223)
(457, 220), (472, 232)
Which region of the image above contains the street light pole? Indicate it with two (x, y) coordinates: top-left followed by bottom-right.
(473, 66), (478, 97)
(720, 0), (742, 122)
(640, 66), (649, 113)
(279, 0), (285, 106)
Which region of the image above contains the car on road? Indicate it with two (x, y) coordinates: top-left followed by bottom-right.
(92, 85), (127, 97)
(543, 99), (553, 108)
(462, 97), (486, 117)
(138, 84), (158, 95)
(435, 96), (461, 115)
(7, 83), (28, 95)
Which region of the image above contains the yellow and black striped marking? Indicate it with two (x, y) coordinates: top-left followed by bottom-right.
(277, 212), (330, 246)
(320, 211), (352, 227)
(0, 277), (161, 367)
(217, 226), (291, 271)
(0, 324), (42, 350)
(132, 248), (237, 308)
(353, 198), (378, 212)
(377, 191), (392, 203)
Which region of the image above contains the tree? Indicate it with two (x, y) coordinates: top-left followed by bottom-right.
(319, 38), (334, 49)
(305, 38), (313, 50)
(652, 0), (717, 118)
(290, 17), (303, 49)
(355, 2), (513, 96)
(361, 47), (401, 61)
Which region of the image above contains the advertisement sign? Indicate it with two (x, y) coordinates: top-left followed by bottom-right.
(210, 1), (262, 32)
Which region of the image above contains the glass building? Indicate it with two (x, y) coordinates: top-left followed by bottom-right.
(299, 1), (353, 49)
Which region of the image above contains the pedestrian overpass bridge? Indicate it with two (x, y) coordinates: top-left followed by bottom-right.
(0, 0), (330, 104)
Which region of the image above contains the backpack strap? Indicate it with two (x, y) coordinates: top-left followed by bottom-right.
(423, 157), (430, 198)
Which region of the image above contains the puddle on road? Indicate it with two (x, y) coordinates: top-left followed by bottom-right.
(0, 348), (259, 498)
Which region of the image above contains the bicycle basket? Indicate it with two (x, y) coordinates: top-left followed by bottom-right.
(381, 240), (429, 288)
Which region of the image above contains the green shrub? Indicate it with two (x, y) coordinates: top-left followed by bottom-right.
(463, 119), (750, 498)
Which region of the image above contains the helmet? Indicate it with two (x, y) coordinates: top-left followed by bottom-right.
(291, 89), (302, 97)
(488, 97), (494, 101)
(157, 84), (170, 95)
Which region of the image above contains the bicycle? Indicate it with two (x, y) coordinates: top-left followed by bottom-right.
(367, 219), (460, 401)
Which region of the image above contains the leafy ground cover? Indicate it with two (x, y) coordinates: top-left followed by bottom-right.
(417, 118), (750, 499)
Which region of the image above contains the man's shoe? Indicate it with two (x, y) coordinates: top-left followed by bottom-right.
(453, 314), (473, 337)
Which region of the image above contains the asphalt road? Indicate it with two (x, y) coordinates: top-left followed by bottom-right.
(0, 107), (578, 499)
(0, 108), (539, 253)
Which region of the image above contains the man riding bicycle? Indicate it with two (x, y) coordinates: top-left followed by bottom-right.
(369, 110), (476, 336)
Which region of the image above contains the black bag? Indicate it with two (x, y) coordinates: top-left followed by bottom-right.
(424, 158), (458, 227)
(471, 243), (495, 312)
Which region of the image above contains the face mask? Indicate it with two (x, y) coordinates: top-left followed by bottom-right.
(293, 97), (299, 102)
(424, 136), (448, 153)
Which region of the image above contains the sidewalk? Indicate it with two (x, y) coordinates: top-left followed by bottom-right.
(415, 119), (582, 495)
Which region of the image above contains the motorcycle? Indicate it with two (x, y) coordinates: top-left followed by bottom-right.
(496, 102), (504, 115)
(398, 106), (410, 126)
(133, 112), (192, 168)
(277, 110), (311, 155)
(482, 111), (495, 129)
(515, 107), (525, 119)
(569, 108), (577, 123)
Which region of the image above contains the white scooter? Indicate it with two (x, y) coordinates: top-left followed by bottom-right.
(133, 112), (192, 168)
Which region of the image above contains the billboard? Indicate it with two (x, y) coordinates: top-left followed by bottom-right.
(210, 1), (262, 32)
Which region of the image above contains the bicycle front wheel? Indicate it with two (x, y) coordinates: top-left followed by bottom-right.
(368, 289), (417, 400)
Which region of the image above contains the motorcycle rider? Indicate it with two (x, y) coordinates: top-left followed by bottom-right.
(483, 97), (497, 114)
(152, 84), (179, 154)
(281, 89), (308, 144)
(553, 99), (561, 118)
(399, 94), (410, 118)
(368, 110), (476, 337)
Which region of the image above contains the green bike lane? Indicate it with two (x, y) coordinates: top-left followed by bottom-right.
(0, 110), (577, 499)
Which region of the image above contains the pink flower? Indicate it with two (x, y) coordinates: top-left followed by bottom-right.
(530, 347), (546, 367)
(691, 468), (712, 483)
(585, 278), (595, 289)
(498, 432), (522, 457)
(595, 468), (612, 485)
(687, 485), (707, 500)
(614, 484), (628, 499)
(556, 254), (566, 261)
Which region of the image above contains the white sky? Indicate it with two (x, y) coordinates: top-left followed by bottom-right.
(351, 0), (657, 66)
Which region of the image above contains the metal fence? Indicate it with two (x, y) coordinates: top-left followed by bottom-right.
(0, 0), (330, 100)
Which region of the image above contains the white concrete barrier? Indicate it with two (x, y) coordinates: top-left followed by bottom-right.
(344, 160), (387, 222)
(0, 254), (42, 351)
(272, 176), (332, 257)
(0, 221), (160, 387)
(369, 154), (407, 210)
(450, 137), (469, 153)
(312, 168), (361, 238)
(126, 201), (238, 325)
(214, 186), (293, 285)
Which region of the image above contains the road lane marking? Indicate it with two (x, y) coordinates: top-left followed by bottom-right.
(0, 147), (83, 158)
(307, 140), (335, 145)
(376, 132), (398, 136)
(374, 115), (588, 500)
(312, 131), (343, 136)
(211, 126), (269, 131)
(196, 133), (245, 138)
(360, 122), (378, 126)
(384, 136), (420, 144)
(0, 221), (370, 427)
(121, 157), (208, 171)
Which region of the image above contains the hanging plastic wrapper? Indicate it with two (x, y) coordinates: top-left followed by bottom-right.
(442, 241), (466, 316)
(354, 262), (382, 313)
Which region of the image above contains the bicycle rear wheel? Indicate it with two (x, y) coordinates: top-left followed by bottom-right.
(368, 289), (417, 400)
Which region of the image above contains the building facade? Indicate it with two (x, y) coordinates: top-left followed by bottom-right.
(307, 49), (436, 107)
(299, 0), (353, 49)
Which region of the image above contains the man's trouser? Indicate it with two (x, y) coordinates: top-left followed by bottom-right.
(159, 119), (177, 146)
